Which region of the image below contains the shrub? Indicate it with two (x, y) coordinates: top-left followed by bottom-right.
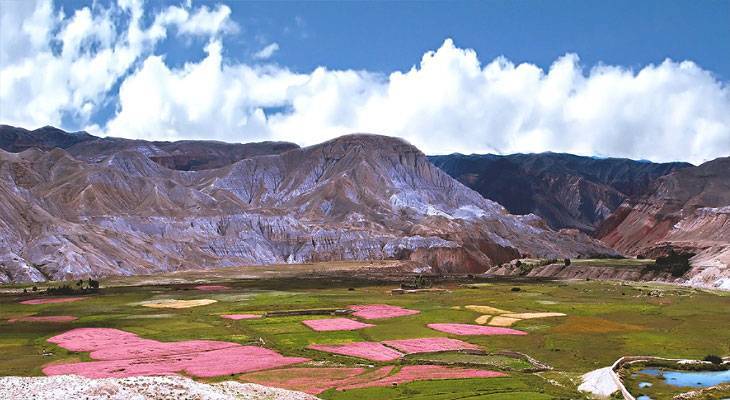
(643, 249), (694, 277)
(564, 258), (571, 266)
(511, 287), (521, 292)
(655, 251), (694, 277)
(401, 275), (432, 290)
(704, 355), (723, 365)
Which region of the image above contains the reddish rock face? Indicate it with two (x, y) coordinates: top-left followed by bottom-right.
(0, 125), (617, 283)
(597, 157), (730, 289)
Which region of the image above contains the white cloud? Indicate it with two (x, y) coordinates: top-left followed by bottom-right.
(154, 4), (238, 37)
(1, 2), (728, 164)
(0, 0), (237, 129)
(253, 42), (279, 60)
(107, 38), (729, 163)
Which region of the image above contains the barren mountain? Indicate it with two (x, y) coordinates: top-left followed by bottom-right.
(0, 126), (616, 283)
(0, 125), (299, 170)
(429, 153), (689, 232)
(597, 157), (730, 289)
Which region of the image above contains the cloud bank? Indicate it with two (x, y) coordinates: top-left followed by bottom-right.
(1, 0), (728, 164)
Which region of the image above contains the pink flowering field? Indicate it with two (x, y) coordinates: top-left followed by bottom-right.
(43, 328), (308, 378)
(20, 297), (86, 305)
(220, 314), (262, 320)
(302, 318), (374, 331)
(382, 337), (480, 354)
(427, 323), (527, 336)
(349, 304), (420, 319)
(307, 342), (404, 361)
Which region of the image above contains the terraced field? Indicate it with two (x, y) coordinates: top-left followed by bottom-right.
(1, 270), (729, 399)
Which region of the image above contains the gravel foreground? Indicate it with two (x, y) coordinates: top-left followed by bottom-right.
(0, 375), (320, 400)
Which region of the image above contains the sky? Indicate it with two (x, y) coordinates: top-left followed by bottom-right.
(1, 0), (729, 164)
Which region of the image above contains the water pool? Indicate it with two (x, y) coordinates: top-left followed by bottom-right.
(639, 368), (730, 388)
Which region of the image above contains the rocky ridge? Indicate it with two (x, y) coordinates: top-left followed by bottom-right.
(429, 152), (690, 232)
(0, 126), (616, 283)
(598, 158), (730, 290)
(0, 375), (319, 400)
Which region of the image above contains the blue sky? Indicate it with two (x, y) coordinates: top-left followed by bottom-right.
(1, 0), (728, 163)
(222, 0), (730, 78)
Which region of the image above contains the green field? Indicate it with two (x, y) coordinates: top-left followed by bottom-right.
(1, 272), (728, 399)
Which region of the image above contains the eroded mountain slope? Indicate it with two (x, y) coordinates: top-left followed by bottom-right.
(0, 130), (616, 282)
(429, 153), (690, 232)
(598, 157), (730, 289)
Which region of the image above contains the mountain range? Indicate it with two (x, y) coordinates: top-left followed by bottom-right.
(429, 153), (690, 232)
(0, 125), (614, 283)
(0, 125), (727, 289)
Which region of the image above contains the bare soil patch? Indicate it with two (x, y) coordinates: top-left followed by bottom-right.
(487, 316), (522, 327)
(239, 364), (505, 393)
(551, 316), (645, 334)
(139, 299), (217, 309)
(465, 305), (511, 314)
(337, 365), (506, 389)
(239, 367), (366, 394)
(502, 312), (566, 319)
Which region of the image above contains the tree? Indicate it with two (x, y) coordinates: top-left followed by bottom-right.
(564, 258), (571, 266)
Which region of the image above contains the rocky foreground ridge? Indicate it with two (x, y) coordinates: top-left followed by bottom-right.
(0, 375), (318, 400)
(0, 126), (616, 283)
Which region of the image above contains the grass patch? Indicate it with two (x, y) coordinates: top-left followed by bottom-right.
(1, 277), (729, 399)
(404, 352), (534, 371)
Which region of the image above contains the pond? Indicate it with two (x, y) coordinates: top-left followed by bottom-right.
(639, 368), (730, 388)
